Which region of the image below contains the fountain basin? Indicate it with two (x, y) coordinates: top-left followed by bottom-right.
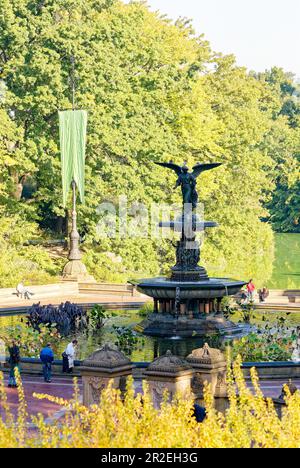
(134, 277), (247, 337)
(137, 277), (246, 300)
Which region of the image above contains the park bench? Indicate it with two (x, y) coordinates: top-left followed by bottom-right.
(284, 292), (300, 303)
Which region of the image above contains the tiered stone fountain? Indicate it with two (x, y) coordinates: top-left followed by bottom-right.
(136, 161), (246, 337)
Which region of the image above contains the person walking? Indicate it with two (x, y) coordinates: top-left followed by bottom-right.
(246, 279), (256, 302)
(40, 343), (54, 383)
(8, 340), (20, 388)
(63, 339), (78, 374)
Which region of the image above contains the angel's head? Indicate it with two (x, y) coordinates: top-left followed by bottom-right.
(182, 165), (188, 173)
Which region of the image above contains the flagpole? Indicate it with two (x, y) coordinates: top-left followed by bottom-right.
(62, 55), (95, 282)
(68, 55), (81, 262)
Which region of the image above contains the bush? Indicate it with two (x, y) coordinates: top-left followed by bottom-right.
(0, 321), (61, 358)
(1, 358), (300, 448)
(0, 215), (62, 287)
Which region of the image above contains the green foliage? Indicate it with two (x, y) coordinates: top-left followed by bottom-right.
(229, 314), (297, 362)
(112, 325), (145, 356)
(255, 68), (300, 233)
(0, 319), (61, 358)
(138, 301), (153, 317)
(230, 332), (294, 362)
(236, 300), (256, 324)
(0, 213), (63, 287)
(88, 304), (115, 330)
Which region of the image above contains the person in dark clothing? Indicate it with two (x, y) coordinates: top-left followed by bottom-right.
(8, 341), (20, 388)
(40, 343), (54, 383)
(259, 287), (269, 303)
(62, 351), (69, 373)
(193, 403), (206, 423)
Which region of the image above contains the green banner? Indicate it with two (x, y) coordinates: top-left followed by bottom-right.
(59, 110), (87, 207)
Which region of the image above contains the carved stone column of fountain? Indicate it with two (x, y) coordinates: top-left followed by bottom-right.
(186, 343), (227, 399)
(144, 350), (194, 408)
(80, 344), (133, 406)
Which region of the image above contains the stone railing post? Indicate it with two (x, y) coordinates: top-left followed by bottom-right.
(186, 343), (227, 400)
(80, 344), (133, 406)
(144, 350), (194, 408)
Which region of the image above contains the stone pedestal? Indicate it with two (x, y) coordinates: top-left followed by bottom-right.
(80, 344), (133, 406)
(187, 343), (227, 399)
(62, 259), (96, 283)
(144, 350), (194, 408)
(62, 181), (95, 283)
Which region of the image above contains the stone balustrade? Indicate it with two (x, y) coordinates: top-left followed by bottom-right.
(81, 344), (133, 406)
(81, 342), (228, 407)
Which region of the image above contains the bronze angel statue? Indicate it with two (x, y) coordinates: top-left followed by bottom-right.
(155, 161), (222, 209)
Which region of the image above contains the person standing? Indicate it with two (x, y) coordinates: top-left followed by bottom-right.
(40, 343), (54, 383)
(64, 340), (78, 374)
(246, 279), (256, 302)
(8, 340), (20, 388)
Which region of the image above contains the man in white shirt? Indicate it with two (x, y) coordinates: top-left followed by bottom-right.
(64, 339), (78, 373)
(16, 282), (25, 299)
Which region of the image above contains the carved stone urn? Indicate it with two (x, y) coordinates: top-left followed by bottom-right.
(80, 344), (133, 406)
(186, 343), (227, 399)
(144, 350), (194, 408)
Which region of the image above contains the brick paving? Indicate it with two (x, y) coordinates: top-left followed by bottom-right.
(0, 374), (82, 423)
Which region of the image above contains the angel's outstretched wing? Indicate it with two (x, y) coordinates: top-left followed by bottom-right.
(155, 162), (182, 176)
(191, 163), (222, 179)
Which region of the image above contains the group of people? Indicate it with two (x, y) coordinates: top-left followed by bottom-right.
(240, 279), (269, 304)
(40, 339), (78, 382)
(7, 339), (78, 387)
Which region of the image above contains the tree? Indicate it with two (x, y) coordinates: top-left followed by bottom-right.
(255, 68), (300, 233)
(0, 0), (278, 284)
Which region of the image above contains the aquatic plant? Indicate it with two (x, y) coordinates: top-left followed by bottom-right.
(112, 326), (145, 356)
(27, 302), (88, 336)
(138, 302), (153, 317)
(88, 305), (115, 330)
(230, 317), (297, 362)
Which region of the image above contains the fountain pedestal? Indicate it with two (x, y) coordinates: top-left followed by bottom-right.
(135, 208), (246, 337)
(135, 161), (246, 338)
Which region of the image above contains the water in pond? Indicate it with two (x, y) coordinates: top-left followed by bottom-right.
(1, 309), (300, 362)
(269, 233), (300, 289)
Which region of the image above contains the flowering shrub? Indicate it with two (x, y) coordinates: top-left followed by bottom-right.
(1, 358), (300, 448)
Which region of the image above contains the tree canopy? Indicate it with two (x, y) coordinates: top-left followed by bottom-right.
(0, 0), (298, 286)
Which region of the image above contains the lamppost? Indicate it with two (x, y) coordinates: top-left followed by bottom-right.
(62, 180), (94, 282)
